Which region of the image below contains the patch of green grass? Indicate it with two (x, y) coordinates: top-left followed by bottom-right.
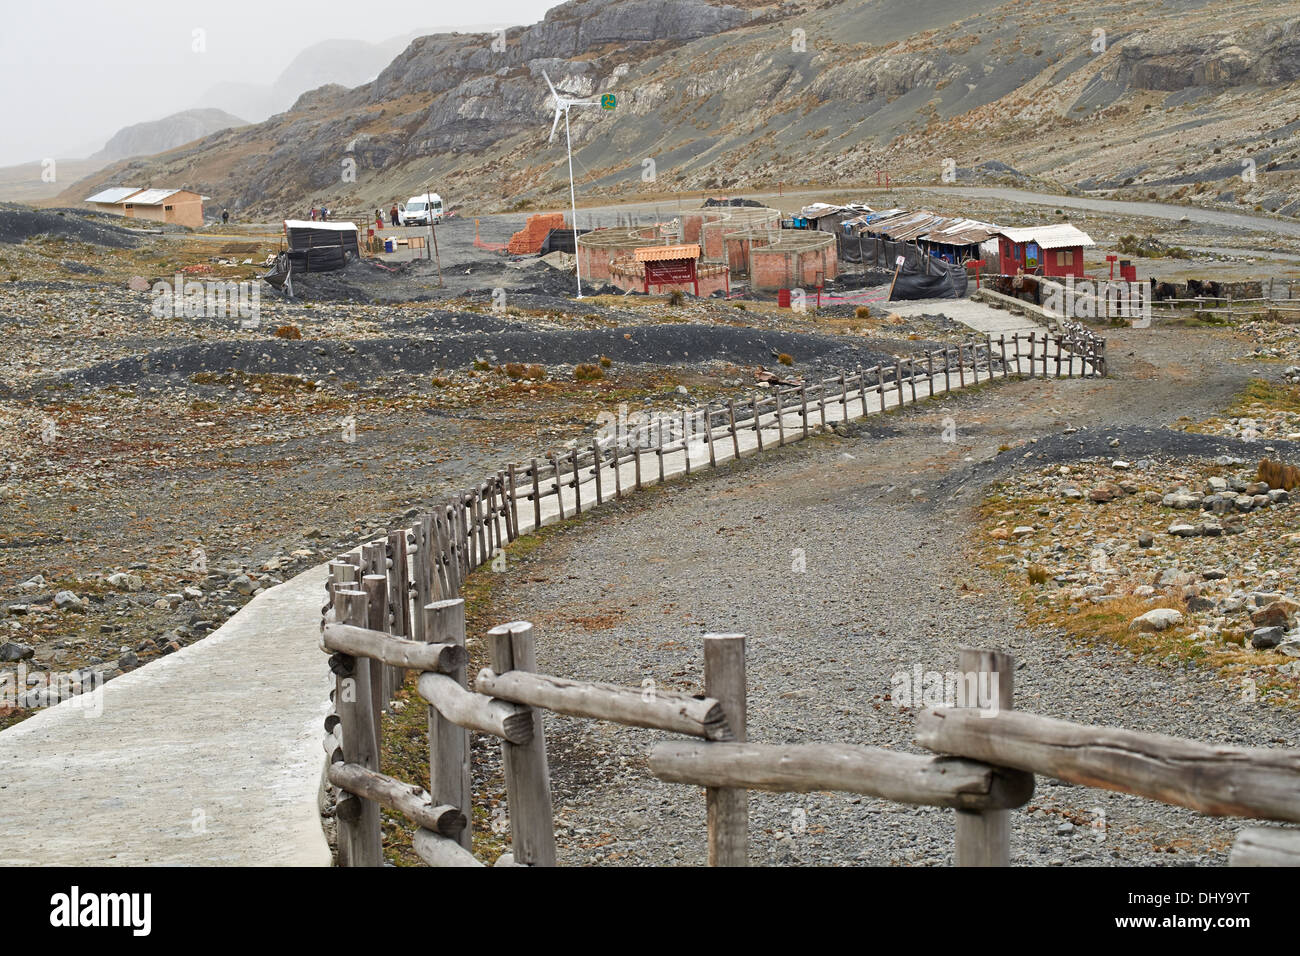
(1230, 378), (1300, 415)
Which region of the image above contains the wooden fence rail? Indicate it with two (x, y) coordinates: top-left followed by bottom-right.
(310, 323), (1288, 866)
(321, 622), (1300, 866)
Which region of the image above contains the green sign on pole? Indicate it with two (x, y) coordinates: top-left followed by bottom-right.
(601, 93), (616, 110)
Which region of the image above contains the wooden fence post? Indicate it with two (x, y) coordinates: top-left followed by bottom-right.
(362, 570), (388, 749)
(334, 588), (382, 866)
(425, 598), (473, 851)
(704, 633), (747, 866)
(728, 400), (740, 460)
(954, 646), (1015, 867)
(486, 621), (557, 866)
(571, 448), (582, 515)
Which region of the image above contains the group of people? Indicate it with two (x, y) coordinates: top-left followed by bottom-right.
(309, 204), (332, 221)
(374, 204), (401, 230)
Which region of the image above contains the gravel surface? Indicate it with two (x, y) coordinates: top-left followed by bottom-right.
(468, 323), (1298, 866)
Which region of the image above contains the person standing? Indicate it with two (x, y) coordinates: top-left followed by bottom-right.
(221, 208), (229, 225)
(310, 205), (317, 221)
(389, 203), (399, 226)
(375, 208), (384, 231)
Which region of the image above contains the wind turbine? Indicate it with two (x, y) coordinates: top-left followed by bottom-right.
(543, 70), (598, 298)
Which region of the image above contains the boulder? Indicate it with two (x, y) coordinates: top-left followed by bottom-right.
(53, 590), (81, 611)
(1251, 626), (1286, 649)
(1250, 599), (1300, 628)
(1129, 608), (1184, 632)
(0, 642), (34, 662)
(106, 572), (143, 592)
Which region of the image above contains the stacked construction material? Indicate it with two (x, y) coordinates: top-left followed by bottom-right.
(507, 213), (567, 254)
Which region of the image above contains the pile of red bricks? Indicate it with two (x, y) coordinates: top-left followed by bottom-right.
(506, 213), (567, 255)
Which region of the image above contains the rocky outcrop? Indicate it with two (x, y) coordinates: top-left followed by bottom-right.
(1109, 21), (1300, 91)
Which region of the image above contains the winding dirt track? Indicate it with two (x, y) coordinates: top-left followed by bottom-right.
(469, 324), (1298, 865)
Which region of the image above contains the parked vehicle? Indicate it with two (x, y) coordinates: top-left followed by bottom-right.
(399, 192), (444, 226)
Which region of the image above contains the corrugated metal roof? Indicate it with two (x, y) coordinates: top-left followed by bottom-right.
(997, 224), (1095, 249)
(850, 210), (999, 245)
(122, 188), (186, 206)
(634, 243), (699, 262)
(85, 186), (143, 204)
(924, 218), (999, 246)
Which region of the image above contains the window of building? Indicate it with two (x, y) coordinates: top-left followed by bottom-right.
(164, 205), (173, 211)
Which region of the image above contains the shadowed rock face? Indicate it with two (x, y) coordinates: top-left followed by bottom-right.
(1106, 20), (1300, 91)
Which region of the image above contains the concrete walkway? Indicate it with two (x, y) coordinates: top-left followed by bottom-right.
(0, 564), (333, 866)
(0, 322), (1087, 867)
(885, 296), (1044, 337)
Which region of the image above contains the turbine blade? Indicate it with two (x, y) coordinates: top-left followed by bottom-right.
(542, 70), (557, 98)
(549, 107), (562, 142)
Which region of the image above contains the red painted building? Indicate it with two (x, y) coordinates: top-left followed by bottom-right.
(996, 224), (1094, 278)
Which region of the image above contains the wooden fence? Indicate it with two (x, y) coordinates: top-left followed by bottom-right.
(340, 331), (1106, 593)
(314, 330), (1160, 865)
(319, 610), (1300, 865)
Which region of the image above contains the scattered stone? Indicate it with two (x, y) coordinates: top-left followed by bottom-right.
(0, 642), (34, 662)
(106, 572), (143, 591)
(1251, 626), (1286, 649)
(53, 590), (82, 610)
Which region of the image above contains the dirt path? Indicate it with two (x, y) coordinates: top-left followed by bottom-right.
(469, 323), (1296, 865)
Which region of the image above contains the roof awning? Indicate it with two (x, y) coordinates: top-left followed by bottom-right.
(997, 224), (1095, 249)
(634, 243), (700, 262)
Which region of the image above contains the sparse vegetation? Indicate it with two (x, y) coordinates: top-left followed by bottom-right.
(777, 353), (794, 366)
(574, 363), (605, 382)
(273, 325), (302, 340)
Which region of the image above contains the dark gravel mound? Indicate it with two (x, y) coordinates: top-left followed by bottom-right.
(0, 203), (142, 248)
(939, 426), (1300, 498)
(50, 325), (940, 390)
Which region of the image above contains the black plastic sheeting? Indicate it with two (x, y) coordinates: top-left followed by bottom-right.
(285, 224), (360, 273)
(539, 227), (591, 255)
(891, 272), (962, 300)
(837, 234), (968, 298)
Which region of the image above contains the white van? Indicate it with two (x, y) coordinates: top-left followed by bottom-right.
(400, 192), (444, 226)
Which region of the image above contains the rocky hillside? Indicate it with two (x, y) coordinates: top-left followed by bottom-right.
(63, 0), (1300, 218)
(89, 109), (249, 165)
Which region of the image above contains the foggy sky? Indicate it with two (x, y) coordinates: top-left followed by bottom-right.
(0, 0), (561, 166)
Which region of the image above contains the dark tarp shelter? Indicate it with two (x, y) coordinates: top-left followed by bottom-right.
(283, 219), (360, 273)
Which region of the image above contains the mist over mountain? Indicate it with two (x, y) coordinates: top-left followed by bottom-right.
(62, 0), (1300, 219)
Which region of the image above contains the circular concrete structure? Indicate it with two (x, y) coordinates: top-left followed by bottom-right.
(747, 230), (838, 292)
(576, 226), (661, 280)
(682, 205), (781, 262)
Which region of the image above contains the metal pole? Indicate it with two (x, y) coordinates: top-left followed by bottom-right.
(565, 109), (583, 299)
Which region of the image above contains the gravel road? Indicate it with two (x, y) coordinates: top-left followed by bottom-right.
(470, 323), (1298, 865)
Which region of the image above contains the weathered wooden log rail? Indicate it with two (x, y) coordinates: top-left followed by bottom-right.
(310, 326), (1286, 865)
(320, 608), (1300, 865)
